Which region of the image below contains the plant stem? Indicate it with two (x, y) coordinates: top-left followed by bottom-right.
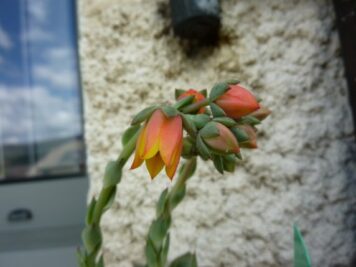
(91, 131), (139, 224)
(78, 130), (140, 267)
(145, 157), (197, 267)
(169, 158), (196, 200)
(181, 99), (210, 113)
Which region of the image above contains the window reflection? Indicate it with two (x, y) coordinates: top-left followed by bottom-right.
(0, 0), (85, 180)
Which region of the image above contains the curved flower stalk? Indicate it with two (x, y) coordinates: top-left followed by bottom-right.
(78, 80), (270, 267)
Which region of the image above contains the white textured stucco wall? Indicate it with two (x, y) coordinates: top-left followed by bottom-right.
(79, 0), (356, 266)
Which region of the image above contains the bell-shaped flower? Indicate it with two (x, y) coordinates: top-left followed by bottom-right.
(215, 84), (260, 119)
(202, 122), (240, 154)
(131, 109), (183, 179)
(178, 89), (206, 114)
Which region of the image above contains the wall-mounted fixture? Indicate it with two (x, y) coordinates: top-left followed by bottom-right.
(169, 0), (220, 41)
(333, 0), (356, 133)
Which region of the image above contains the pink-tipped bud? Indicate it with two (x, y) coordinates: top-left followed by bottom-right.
(203, 122), (240, 154)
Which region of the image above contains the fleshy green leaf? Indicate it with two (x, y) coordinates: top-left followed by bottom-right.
(191, 114), (211, 129)
(225, 79), (240, 85)
(230, 127), (249, 143)
(210, 103), (226, 117)
(97, 255), (104, 267)
(235, 152), (243, 160)
(148, 216), (171, 250)
(160, 234), (170, 267)
(175, 89), (186, 99)
(122, 125), (141, 146)
(294, 224), (312, 267)
(196, 134), (211, 160)
(239, 115), (261, 126)
(131, 106), (157, 125)
(169, 252), (198, 267)
(82, 225), (102, 255)
(181, 99), (208, 114)
(156, 188), (168, 217)
(199, 122), (219, 138)
(103, 161), (122, 189)
(102, 187), (117, 212)
(182, 114), (197, 138)
(76, 248), (85, 267)
(223, 159), (235, 172)
(223, 154), (237, 172)
(209, 82), (229, 101)
(213, 117), (237, 127)
(212, 155), (224, 174)
(199, 89), (207, 97)
(174, 95), (195, 110)
(162, 106), (178, 118)
(178, 157), (197, 180)
(145, 238), (159, 267)
(169, 185), (186, 211)
(85, 198), (97, 225)
(182, 137), (194, 158)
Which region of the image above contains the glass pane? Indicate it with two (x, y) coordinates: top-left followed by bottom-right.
(0, 0), (85, 181)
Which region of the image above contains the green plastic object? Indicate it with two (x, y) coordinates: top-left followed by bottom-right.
(294, 224), (312, 267)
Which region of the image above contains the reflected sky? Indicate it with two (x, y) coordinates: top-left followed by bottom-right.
(0, 0), (82, 144)
(0, 0), (84, 179)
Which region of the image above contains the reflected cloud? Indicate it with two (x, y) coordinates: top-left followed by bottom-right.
(21, 0), (52, 43)
(28, 0), (47, 23)
(0, 24), (13, 50)
(46, 47), (75, 61)
(21, 27), (52, 42)
(0, 85), (81, 144)
(0, 0), (84, 180)
(33, 65), (77, 89)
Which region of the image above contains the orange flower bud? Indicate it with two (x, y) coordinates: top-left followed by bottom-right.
(131, 109), (183, 180)
(203, 122), (240, 154)
(178, 89), (206, 114)
(215, 84), (260, 119)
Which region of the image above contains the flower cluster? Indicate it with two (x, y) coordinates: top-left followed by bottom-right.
(79, 80), (272, 267)
(128, 80), (270, 180)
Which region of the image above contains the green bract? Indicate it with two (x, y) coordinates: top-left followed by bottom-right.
(199, 121), (220, 138)
(209, 82), (229, 101)
(181, 114), (197, 138)
(231, 126), (249, 143)
(174, 95), (195, 110)
(239, 115), (261, 125)
(210, 102), (226, 117)
(122, 125), (141, 146)
(131, 106), (157, 125)
(213, 117), (237, 127)
(191, 114), (211, 129)
(161, 105), (178, 117)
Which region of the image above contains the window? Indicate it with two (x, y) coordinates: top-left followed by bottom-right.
(0, 0), (85, 182)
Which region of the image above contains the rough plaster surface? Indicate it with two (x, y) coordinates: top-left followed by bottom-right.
(79, 0), (356, 266)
